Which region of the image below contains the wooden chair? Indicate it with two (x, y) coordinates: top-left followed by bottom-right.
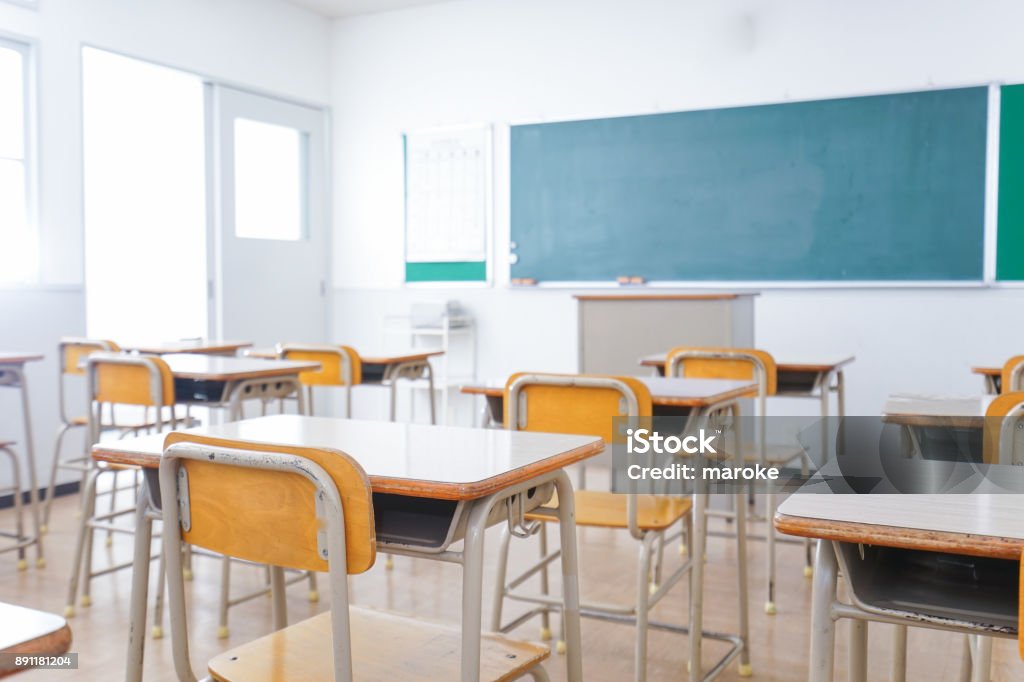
(982, 391), (1024, 464)
(41, 338), (119, 532)
(491, 373), (750, 682)
(276, 342), (361, 417)
(65, 352), (178, 642)
(159, 433), (551, 682)
(1001, 356), (1024, 394)
(666, 346), (810, 615)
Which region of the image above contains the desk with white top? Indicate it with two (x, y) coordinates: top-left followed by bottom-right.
(94, 414), (602, 682)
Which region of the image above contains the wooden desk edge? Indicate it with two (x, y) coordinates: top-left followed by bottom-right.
(774, 511), (1024, 560)
(574, 294), (749, 302)
(0, 354), (45, 364)
(359, 350), (445, 364)
(459, 383), (758, 407)
(93, 439), (605, 502)
(881, 413), (984, 429)
(639, 356), (856, 373)
(170, 364), (321, 381)
(0, 622), (72, 657)
(971, 366), (1000, 376)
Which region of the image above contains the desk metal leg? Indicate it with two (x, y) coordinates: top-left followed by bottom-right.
(809, 540), (837, 682)
(688, 491), (706, 682)
(849, 619), (867, 682)
(125, 484), (154, 682)
(891, 625), (907, 682)
(552, 472), (583, 682)
(4, 366), (44, 568)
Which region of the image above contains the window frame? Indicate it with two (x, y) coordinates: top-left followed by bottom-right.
(0, 34), (38, 284)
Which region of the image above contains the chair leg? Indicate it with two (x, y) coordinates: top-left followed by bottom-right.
(43, 423), (76, 532)
(526, 665), (550, 681)
(307, 571), (319, 602)
(958, 635), (973, 682)
(65, 468), (99, 617)
(634, 532), (655, 682)
(490, 525), (513, 631)
(81, 482), (98, 607)
(105, 469), (119, 547)
(538, 523), (552, 641)
(182, 543), (193, 581)
(152, 547), (166, 639)
(971, 636), (992, 682)
(218, 555), (231, 639)
(764, 489), (777, 615)
(734, 492), (752, 677)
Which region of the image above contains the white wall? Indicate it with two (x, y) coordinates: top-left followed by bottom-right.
(328, 0), (1024, 419)
(0, 0), (331, 492)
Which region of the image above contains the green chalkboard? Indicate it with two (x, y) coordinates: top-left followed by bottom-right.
(998, 84), (1024, 280)
(510, 88), (988, 282)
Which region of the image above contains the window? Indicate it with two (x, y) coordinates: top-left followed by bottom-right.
(232, 117), (307, 241)
(82, 47), (207, 340)
(0, 38), (35, 283)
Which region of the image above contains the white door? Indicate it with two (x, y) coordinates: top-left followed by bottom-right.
(208, 85), (328, 347)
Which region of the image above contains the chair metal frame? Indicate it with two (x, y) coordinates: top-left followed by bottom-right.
(493, 373), (751, 682)
(276, 342), (357, 417)
(159, 440), (552, 682)
(65, 352), (176, 639)
(668, 347), (812, 614)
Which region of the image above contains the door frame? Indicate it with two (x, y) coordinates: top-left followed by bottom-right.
(204, 82), (332, 344)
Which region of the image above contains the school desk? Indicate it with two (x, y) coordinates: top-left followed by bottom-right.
(464, 375), (758, 681)
(0, 602), (72, 678)
(641, 353), (853, 417)
(882, 393), (994, 462)
(776, 478), (1024, 682)
(158, 354), (321, 419)
(0, 354), (44, 569)
(118, 339), (252, 356)
(249, 347), (445, 423)
(970, 364), (1002, 394)
(92, 414), (602, 682)
(461, 376), (758, 427)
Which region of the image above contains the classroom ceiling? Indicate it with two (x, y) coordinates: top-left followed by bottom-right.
(286, 0), (452, 18)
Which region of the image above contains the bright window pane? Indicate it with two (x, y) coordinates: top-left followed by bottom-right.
(0, 159), (34, 281)
(0, 46), (24, 160)
(82, 48), (207, 340)
(233, 118), (306, 241)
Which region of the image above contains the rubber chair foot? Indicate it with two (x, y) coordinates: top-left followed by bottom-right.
(678, 544), (687, 557)
(183, 568), (193, 581)
(36, 558), (45, 569)
(105, 536), (113, 547)
(555, 640), (566, 655)
(385, 557), (394, 570)
(63, 605), (75, 618)
(539, 627), (552, 641)
(649, 582), (658, 596)
(80, 595), (92, 608)
(308, 590), (319, 603)
(16, 559), (27, 572)
(764, 601), (777, 615)
(40, 525), (48, 535)
(739, 662), (753, 677)
(803, 565), (813, 578)
(217, 626), (229, 640)
(151, 626), (163, 640)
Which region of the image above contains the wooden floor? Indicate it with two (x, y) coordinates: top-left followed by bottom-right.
(1, 483), (1022, 681)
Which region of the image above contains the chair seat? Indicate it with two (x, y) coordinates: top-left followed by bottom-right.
(208, 607), (549, 682)
(528, 490), (691, 531)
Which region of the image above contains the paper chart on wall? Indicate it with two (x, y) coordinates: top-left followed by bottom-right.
(404, 126), (490, 263)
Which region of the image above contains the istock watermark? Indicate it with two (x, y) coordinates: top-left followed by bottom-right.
(609, 415), (1024, 495)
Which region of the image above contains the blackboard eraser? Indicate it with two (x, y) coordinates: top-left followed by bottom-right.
(617, 276), (647, 285)
(511, 278), (538, 286)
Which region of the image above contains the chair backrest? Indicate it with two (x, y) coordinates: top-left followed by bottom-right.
(1002, 356), (1024, 394)
(278, 343), (362, 387)
(59, 337), (120, 377)
(162, 432), (376, 574)
(666, 346), (777, 397)
(504, 373), (651, 443)
(87, 352), (175, 408)
(982, 392), (1024, 464)
(160, 434), (374, 681)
